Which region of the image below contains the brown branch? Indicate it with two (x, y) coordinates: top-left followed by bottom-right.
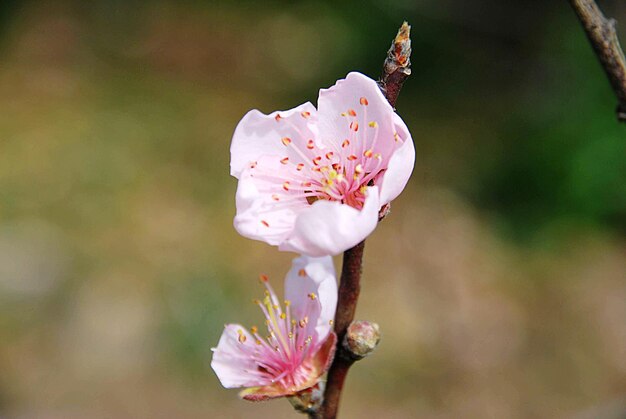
(569, 0), (626, 122)
(313, 22), (412, 419)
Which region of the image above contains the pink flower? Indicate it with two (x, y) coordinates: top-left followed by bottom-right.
(211, 256), (338, 401)
(231, 72), (415, 256)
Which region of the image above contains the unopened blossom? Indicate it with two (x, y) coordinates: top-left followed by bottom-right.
(231, 72), (415, 256)
(211, 256), (338, 401)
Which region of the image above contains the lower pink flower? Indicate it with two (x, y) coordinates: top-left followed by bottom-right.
(211, 256), (338, 400)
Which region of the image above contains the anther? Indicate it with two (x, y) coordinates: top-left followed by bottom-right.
(341, 139), (350, 148)
(360, 97), (369, 106)
(301, 111), (311, 118)
(281, 137), (292, 146)
(280, 157), (289, 164)
(259, 274), (269, 282)
(296, 163), (304, 171)
(347, 155), (358, 161)
(261, 220), (270, 227)
(298, 269), (306, 277)
(368, 121), (378, 128)
(312, 156), (322, 166)
(283, 181), (290, 191)
(364, 149), (373, 158)
(348, 109), (357, 117)
(308, 292), (317, 300)
(306, 139), (315, 150)
(275, 114), (282, 122)
(325, 152), (334, 159)
(272, 194), (280, 201)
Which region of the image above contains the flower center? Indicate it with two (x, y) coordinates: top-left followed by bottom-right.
(258, 98), (389, 210)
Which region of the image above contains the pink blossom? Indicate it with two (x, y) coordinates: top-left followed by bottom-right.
(211, 256), (338, 401)
(231, 72), (415, 256)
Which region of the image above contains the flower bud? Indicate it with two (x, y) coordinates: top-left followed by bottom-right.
(343, 320), (381, 360)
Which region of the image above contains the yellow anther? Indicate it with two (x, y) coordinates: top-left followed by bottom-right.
(368, 121), (378, 128)
(250, 326), (258, 334)
(308, 292), (317, 300)
(280, 313), (286, 319)
(284, 300), (291, 306)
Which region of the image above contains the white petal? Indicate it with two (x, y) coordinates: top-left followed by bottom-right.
(379, 114), (415, 204)
(233, 174), (299, 246)
(230, 102), (317, 178)
(279, 186), (381, 256)
(284, 255), (337, 342)
(211, 324), (268, 388)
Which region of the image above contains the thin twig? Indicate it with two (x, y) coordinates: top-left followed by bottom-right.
(313, 22), (412, 419)
(569, 0), (626, 122)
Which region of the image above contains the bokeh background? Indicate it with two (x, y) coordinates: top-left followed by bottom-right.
(0, 1), (625, 418)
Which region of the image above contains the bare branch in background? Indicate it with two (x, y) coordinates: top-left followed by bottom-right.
(569, 0), (626, 122)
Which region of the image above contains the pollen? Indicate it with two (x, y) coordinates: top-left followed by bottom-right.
(348, 109), (357, 117)
(341, 139), (350, 148)
(261, 220), (270, 227)
(283, 181), (290, 191)
(280, 157), (289, 164)
(368, 121), (378, 128)
(281, 137), (291, 146)
(360, 97), (369, 105)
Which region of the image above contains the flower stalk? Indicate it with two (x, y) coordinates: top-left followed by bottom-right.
(315, 22), (412, 419)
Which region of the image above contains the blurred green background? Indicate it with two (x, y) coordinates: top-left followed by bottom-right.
(0, 1), (625, 418)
